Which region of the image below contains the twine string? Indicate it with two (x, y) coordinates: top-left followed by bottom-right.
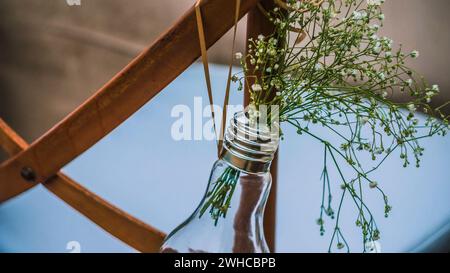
(195, 0), (241, 157)
(195, 1), (219, 153)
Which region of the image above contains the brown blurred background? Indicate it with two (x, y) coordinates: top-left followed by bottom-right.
(0, 0), (449, 143)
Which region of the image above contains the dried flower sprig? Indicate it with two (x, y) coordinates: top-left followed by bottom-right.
(232, 0), (449, 252)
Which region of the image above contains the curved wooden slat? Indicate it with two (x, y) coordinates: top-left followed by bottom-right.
(0, 118), (166, 252)
(0, 119), (28, 154)
(0, 0), (261, 203)
(44, 174), (166, 253)
(0, 119), (37, 196)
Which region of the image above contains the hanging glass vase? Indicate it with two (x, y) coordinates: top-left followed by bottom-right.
(160, 111), (280, 253)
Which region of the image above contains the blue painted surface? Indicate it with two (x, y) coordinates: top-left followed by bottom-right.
(0, 63), (449, 252)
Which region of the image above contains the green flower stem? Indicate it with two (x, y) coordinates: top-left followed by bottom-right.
(199, 166), (240, 225)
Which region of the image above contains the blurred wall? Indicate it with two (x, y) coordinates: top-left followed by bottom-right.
(0, 0), (449, 143)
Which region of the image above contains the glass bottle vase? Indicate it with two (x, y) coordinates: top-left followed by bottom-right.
(160, 111), (279, 253)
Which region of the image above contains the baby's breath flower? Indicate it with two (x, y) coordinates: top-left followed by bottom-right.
(367, 0), (382, 6)
(360, 116), (369, 125)
(251, 83), (262, 92)
(407, 103), (417, 113)
(369, 181), (378, 189)
(352, 11), (363, 20)
(373, 43), (382, 54)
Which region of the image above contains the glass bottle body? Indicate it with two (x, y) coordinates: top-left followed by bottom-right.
(160, 159), (272, 253)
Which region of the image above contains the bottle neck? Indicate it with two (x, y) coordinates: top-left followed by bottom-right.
(220, 111), (280, 174)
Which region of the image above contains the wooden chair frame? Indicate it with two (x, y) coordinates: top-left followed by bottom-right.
(0, 0), (279, 252)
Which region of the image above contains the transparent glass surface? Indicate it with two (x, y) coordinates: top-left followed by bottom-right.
(160, 159), (272, 253)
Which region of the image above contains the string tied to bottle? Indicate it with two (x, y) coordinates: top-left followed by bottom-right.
(195, 0), (241, 158)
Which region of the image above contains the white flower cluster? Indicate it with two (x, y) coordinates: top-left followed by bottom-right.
(367, 0), (384, 7)
(251, 83), (262, 92)
(425, 84), (440, 103)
